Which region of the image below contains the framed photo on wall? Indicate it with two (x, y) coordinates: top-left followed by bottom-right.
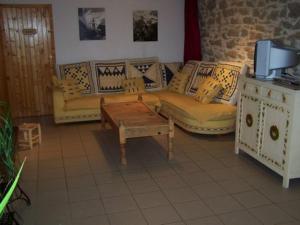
(133, 10), (158, 42)
(78, 8), (106, 40)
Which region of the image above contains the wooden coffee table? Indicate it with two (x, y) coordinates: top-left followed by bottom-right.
(100, 97), (174, 165)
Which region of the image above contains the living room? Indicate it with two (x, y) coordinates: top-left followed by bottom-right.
(0, 0), (300, 225)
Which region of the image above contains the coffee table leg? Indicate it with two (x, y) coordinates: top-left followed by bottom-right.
(100, 97), (106, 129)
(119, 121), (127, 165)
(167, 116), (174, 160)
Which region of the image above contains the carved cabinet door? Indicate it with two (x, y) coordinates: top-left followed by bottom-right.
(238, 95), (261, 154)
(259, 102), (289, 171)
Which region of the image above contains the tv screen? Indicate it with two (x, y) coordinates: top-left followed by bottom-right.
(254, 39), (299, 80)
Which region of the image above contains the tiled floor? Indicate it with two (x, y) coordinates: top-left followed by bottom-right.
(13, 117), (300, 225)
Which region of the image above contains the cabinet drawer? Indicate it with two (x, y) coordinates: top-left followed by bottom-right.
(261, 87), (291, 105)
(243, 82), (261, 95)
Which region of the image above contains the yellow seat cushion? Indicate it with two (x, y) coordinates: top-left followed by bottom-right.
(194, 77), (223, 104)
(122, 77), (145, 94)
(153, 91), (236, 123)
(64, 95), (100, 111)
(103, 93), (161, 109)
(168, 72), (190, 94)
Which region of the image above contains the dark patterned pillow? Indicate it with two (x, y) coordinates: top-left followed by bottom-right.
(212, 62), (248, 104)
(185, 62), (217, 96)
(59, 62), (95, 95)
(92, 60), (127, 93)
(127, 57), (162, 91)
(160, 62), (183, 87)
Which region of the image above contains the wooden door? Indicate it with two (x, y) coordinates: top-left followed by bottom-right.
(0, 4), (55, 117)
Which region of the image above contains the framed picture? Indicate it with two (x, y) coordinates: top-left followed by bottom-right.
(78, 8), (106, 40)
(133, 10), (158, 42)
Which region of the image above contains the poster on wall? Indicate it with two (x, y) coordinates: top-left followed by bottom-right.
(133, 10), (158, 42)
(78, 8), (106, 40)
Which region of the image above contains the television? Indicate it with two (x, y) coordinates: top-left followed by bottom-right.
(254, 39), (299, 80)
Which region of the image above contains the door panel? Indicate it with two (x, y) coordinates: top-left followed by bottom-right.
(238, 94), (261, 154)
(260, 102), (289, 171)
(0, 5), (55, 117)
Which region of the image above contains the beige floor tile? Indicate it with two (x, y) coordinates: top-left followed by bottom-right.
(277, 199), (300, 220)
(134, 191), (169, 209)
(195, 158), (227, 171)
(219, 210), (263, 225)
(68, 187), (100, 203)
(93, 171), (124, 185)
(154, 175), (187, 190)
(108, 210), (147, 225)
(233, 190), (272, 208)
(207, 167), (240, 181)
(98, 181), (131, 198)
(103, 195), (137, 213)
(185, 216), (223, 225)
(142, 205), (180, 225)
(37, 190), (68, 205)
(218, 178), (253, 194)
(38, 166), (65, 180)
(64, 164), (92, 177)
(147, 164), (177, 177)
(38, 178), (66, 192)
(70, 199), (105, 219)
(174, 200), (213, 220)
(72, 215), (110, 225)
(67, 174), (96, 189)
(249, 204), (294, 225)
(171, 161), (201, 174)
(192, 182), (227, 199)
(127, 179), (160, 194)
(180, 171), (214, 186)
(204, 195), (244, 214)
(163, 187), (199, 203)
(121, 169), (151, 181)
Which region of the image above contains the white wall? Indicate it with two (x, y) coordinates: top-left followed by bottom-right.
(0, 0), (184, 64)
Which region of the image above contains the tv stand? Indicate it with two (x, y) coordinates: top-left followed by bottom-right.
(235, 77), (300, 188)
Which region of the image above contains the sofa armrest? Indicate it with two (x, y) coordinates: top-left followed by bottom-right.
(53, 87), (65, 114)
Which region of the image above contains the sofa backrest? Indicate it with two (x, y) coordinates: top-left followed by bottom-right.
(183, 60), (248, 105)
(57, 58), (182, 95)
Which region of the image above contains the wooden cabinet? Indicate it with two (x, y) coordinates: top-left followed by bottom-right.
(235, 77), (300, 188)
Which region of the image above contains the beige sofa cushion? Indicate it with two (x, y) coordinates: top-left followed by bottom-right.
(64, 95), (100, 111)
(153, 91), (236, 123)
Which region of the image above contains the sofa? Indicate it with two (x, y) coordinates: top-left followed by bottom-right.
(53, 57), (248, 134)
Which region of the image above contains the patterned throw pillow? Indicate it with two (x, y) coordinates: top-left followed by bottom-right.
(59, 62), (95, 95)
(181, 60), (201, 77)
(168, 72), (190, 94)
(60, 79), (82, 100)
(185, 62), (217, 96)
(122, 77), (145, 94)
(92, 60), (127, 93)
(194, 77), (223, 104)
(212, 62), (248, 104)
(127, 57), (162, 91)
(160, 62), (183, 87)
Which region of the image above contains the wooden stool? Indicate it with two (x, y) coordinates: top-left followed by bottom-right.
(18, 123), (41, 149)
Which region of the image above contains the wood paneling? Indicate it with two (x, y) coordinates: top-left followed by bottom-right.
(0, 4), (55, 117)
(0, 23), (7, 102)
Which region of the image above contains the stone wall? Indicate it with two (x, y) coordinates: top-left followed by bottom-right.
(198, 0), (300, 74)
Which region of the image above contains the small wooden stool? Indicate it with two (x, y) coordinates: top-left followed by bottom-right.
(18, 123), (42, 149)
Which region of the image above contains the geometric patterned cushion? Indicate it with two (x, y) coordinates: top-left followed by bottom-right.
(160, 62), (183, 87)
(181, 60), (201, 77)
(168, 72), (190, 94)
(92, 60), (127, 93)
(60, 79), (82, 100)
(193, 77), (223, 104)
(127, 58), (162, 91)
(212, 62), (248, 105)
(122, 77), (145, 94)
(59, 62), (95, 95)
(186, 62), (217, 96)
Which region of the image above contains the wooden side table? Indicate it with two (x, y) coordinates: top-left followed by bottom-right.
(18, 123), (41, 149)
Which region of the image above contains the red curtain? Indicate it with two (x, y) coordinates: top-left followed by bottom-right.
(184, 0), (201, 63)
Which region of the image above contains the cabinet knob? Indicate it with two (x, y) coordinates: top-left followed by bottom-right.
(270, 125), (279, 141)
(267, 90), (272, 97)
(246, 114), (253, 127)
(282, 94), (286, 103)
